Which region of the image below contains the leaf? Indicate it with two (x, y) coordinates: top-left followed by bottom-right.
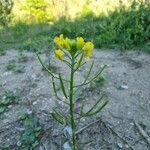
(78, 54), (83, 67)
(83, 61), (94, 84)
(34, 126), (42, 132)
(23, 116), (38, 128)
(0, 106), (6, 113)
(84, 100), (108, 117)
(82, 95), (108, 117)
(59, 74), (68, 99)
(75, 54), (83, 70)
(52, 77), (57, 96)
(51, 110), (66, 125)
(18, 112), (28, 120)
(1, 99), (10, 105)
(37, 54), (56, 77)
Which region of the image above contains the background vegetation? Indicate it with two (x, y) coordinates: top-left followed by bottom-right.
(0, 0), (150, 53)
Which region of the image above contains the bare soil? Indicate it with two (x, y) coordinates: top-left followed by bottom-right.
(0, 49), (150, 150)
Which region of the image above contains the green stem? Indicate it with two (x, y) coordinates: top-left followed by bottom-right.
(69, 56), (76, 150)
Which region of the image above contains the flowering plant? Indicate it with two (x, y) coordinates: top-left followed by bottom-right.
(37, 34), (108, 150)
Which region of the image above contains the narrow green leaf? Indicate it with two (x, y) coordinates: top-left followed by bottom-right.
(85, 94), (104, 115)
(51, 110), (66, 125)
(75, 65), (107, 87)
(52, 77), (69, 105)
(84, 100), (108, 117)
(52, 77), (58, 97)
(59, 74), (68, 99)
(0, 106), (6, 113)
(37, 54), (56, 77)
(83, 61), (94, 84)
(74, 54), (84, 72)
(63, 60), (72, 68)
(77, 54), (83, 68)
(87, 65), (107, 85)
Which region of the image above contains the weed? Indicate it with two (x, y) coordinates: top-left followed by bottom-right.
(18, 53), (28, 63)
(38, 35), (108, 149)
(14, 64), (25, 73)
(5, 60), (15, 71)
(18, 112), (42, 149)
(0, 90), (21, 114)
(0, 48), (6, 56)
(5, 61), (25, 73)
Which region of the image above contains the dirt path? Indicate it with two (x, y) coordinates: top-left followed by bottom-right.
(0, 49), (150, 150)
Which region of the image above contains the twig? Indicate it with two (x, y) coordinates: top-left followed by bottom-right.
(75, 118), (102, 135)
(101, 120), (135, 150)
(134, 121), (150, 146)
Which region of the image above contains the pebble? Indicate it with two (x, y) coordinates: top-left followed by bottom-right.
(33, 101), (37, 105)
(128, 111), (131, 115)
(118, 85), (128, 90)
(63, 126), (73, 138)
(125, 144), (129, 148)
(130, 122), (134, 126)
(63, 141), (72, 150)
(117, 143), (123, 148)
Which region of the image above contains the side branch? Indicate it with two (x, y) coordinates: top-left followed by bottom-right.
(37, 54), (69, 82)
(74, 65), (107, 88)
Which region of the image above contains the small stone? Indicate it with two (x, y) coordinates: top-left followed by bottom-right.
(33, 101), (37, 105)
(125, 144), (129, 148)
(128, 111), (131, 115)
(63, 141), (72, 150)
(130, 122), (134, 126)
(117, 143), (123, 148)
(118, 85), (128, 90)
(63, 126), (73, 138)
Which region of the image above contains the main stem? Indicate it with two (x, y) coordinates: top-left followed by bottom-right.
(69, 56), (76, 150)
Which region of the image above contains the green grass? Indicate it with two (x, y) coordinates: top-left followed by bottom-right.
(0, 90), (21, 114)
(18, 53), (28, 63)
(17, 112), (42, 149)
(0, 1), (149, 53)
(5, 60), (25, 73)
(0, 48), (6, 56)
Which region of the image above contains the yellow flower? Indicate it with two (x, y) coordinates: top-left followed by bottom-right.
(54, 34), (64, 47)
(76, 37), (85, 50)
(83, 42), (94, 59)
(54, 49), (64, 60)
(63, 38), (71, 50)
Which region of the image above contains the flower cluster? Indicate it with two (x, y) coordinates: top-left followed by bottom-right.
(54, 34), (94, 61)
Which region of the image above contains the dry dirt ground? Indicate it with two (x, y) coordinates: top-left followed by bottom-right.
(0, 49), (150, 150)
